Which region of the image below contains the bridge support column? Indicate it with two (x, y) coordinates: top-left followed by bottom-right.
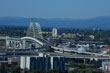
(19, 41), (22, 49)
(22, 40), (26, 49)
(6, 37), (10, 48)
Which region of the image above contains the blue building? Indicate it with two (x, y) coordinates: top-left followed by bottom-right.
(20, 53), (65, 72)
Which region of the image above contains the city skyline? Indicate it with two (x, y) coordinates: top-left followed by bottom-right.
(0, 0), (110, 19)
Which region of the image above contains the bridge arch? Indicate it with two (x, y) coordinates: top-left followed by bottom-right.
(21, 37), (44, 46)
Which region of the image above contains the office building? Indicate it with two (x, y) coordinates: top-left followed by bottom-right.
(52, 28), (57, 37)
(20, 53), (65, 72)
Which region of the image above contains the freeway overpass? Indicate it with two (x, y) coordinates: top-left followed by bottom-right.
(52, 46), (110, 57)
(0, 49), (110, 60)
(52, 52), (110, 60)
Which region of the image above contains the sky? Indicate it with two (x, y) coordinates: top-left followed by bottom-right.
(0, 0), (110, 19)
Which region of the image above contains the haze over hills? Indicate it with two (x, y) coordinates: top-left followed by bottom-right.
(0, 16), (110, 30)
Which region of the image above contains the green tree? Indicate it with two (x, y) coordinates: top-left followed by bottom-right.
(84, 68), (93, 73)
(0, 63), (8, 73)
(10, 66), (20, 73)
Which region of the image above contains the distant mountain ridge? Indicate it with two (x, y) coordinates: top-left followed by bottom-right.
(0, 16), (110, 30)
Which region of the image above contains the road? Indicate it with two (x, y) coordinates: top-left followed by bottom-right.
(0, 49), (110, 60)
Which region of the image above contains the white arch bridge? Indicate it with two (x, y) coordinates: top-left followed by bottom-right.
(0, 36), (45, 49)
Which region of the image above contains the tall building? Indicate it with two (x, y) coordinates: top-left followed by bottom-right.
(52, 28), (57, 37)
(20, 53), (65, 72)
(102, 61), (110, 72)
(27, 22), (43, 39)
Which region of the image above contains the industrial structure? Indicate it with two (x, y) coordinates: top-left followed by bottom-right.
(0, 36), (44, 49)
(0, 22), (45, 49)
(27, 22), (43, 39)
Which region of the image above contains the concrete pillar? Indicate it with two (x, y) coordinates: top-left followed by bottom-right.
(6, 37), (9, 48)
(8, 40), (11, 48)
(20, 41), (22, 49)
(14, 41), (16, 49)
(22, 40), (26, 49)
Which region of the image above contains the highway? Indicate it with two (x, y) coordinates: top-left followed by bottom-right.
(52, 52), (110, 60)
(0, 49), (110, 60)
(52, 46), (110, 57)
(1, 36), (109, 60)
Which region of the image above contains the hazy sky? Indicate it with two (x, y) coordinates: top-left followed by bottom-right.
(0, 0), (110, 19)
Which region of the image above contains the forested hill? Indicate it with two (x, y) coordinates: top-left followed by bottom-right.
(0, 16), (110, 30)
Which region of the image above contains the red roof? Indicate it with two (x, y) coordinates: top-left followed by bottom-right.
(104, 46), (110, 49)
(11, 58), (20, 62)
